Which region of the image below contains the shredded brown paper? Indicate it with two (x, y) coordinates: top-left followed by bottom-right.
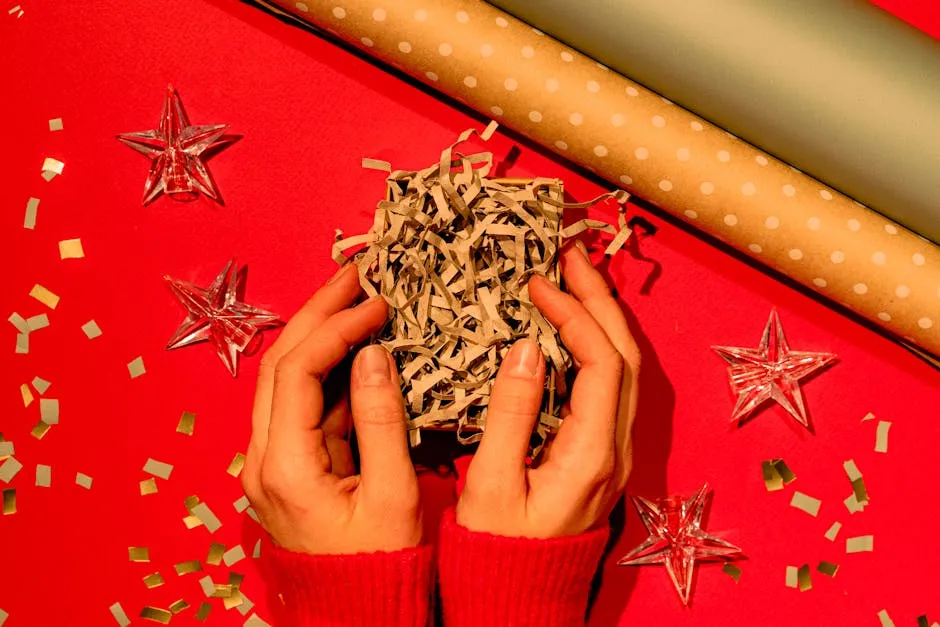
(332, 125), (630, 452)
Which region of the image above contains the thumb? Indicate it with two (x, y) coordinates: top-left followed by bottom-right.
(350, 345), (416, 501)
(474, 339), (546, 476)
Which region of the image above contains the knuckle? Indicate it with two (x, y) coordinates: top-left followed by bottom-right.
(259, 460), (290, 497)
(354, 400), (405, 427)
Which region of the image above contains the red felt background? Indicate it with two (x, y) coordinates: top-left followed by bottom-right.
(2, 1), (939, 625)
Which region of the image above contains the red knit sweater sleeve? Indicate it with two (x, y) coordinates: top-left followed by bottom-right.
(263, 541), (434, 627)
(437, 509), (610, 627)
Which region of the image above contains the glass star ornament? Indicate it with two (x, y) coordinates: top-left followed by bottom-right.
(117, 85), (231, 205)
(618, 484), (744, 606)
(712, 309), (836, 429)
(165, 259), (282, 376)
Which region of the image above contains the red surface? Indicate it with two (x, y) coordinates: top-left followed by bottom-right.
(1, 1), (939, 625)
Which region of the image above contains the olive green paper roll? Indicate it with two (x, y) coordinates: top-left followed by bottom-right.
(489, 0), (940, 244)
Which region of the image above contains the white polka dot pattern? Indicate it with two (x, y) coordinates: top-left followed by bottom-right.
(276, 0), (940, 358)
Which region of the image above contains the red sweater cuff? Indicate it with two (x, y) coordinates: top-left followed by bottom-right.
(264, 541), (433, 627)
(438, 509), (609, 627)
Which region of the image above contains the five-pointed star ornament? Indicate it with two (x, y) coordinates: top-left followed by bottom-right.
(117, 85), (231, 205)
(165, 260), (282, 376)
(712, 309), (837, 429)
(618, 484), (744, 606)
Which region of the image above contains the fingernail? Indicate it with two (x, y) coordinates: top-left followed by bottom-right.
(357, 345), (391, 385)
(573, 240), (592, 264)
(505, 339), (541, 378)
(326, 264), (353, 285)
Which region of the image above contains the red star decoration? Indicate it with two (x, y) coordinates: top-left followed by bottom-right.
(712, 309), (836, 429)
(117, 85), (231, 205)
(618, 484), (744, 605)
(165, 259), (282, 376)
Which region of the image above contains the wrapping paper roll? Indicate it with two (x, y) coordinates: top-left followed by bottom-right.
(488, 0), (940, 244)
(259, 0), (940, 360)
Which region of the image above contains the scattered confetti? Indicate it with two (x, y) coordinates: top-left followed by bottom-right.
(721, 563), (742, 582)
(826, 522), (843, 543)
(862, 412), (876, 422)
(58, 238), (85, 259)
(75, 472), (93, 489)
(223, 545), (246, 566)
(128, 356), (146, 378)
(198, 575), (215, 597)
(48, 118), (63, 131)
(844, 492), (865, 514)
(195, 603), (211, 621)
(761, 458), (796, 491)
(77, 322), (102, 342)
(916, 617), (929, 627)
(0, 457), (23, 483)
(40, 398), (59, 424)
(2, 489), (15, 514)
(8, 313), (28, 333)
(785, 566), (798, 588)
(191, 501), (222, 533)
(245, 507), (260, 523)
(174, 560), (202, 575)
(35, 464), (51, 487)
(846, 535), (874, 553)
(817, 561), (839, 577)
(227, 452), (246, 477)
(207, 542), (225, 566)
(31, 376), (50, 394)
(0, 608), (6, 626)
(797, 564), (811, 591)
(844, 459), (870, 505)
(140, 606), (172, 624)
(235, 591), (254, 615)
(143, 458), (173, 480)
(29, 284), (59, 309)
(143, 572), (165, 589)
(233, 495), (250, 513)
(15, 333), (28, 354)
(878, 609), (896, 627)
(129, 546), (150, 562)
(26, 314), (49, 332)
(244, 613), (271, 627)
(252, 540), (261, 559)
(875, 421), (891, 453)
(41, 157), (64, 181)
(183, 515), (203, 529)
(0, 439), (12, 460)
(140, 478), (158, 495)
(31, 421), (51, 439)
(109, 602), (131, 627)
(169, 600), (189, 614)
(23, 197), (39, 229)
(177, 411), (196, 435)
(20, 384), (33, 407)
(789, 491), (821, 517)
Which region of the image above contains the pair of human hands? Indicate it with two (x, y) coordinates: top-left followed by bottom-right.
(241, 243), (640, 554)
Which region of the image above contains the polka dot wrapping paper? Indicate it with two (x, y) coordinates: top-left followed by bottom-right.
(261, 0), (940, 362)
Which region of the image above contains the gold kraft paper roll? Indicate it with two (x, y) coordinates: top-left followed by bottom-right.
(261, 0), (940, 359)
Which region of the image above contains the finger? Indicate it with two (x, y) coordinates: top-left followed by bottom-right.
(349, 345), (417, 504)
(246, 264), (360, 491)
(471, 339), (546, 479)
(322, 394), (355, 478)
(265, 296), (388, 478)
(560, 243), (640, 486)
(528, 275), (623, 466)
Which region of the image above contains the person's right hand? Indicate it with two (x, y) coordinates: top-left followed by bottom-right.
(456, 242), (640, 538)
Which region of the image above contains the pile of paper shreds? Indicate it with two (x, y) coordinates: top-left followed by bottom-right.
(333, 123), (632, 455)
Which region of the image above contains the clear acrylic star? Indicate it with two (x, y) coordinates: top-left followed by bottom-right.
(165, 259), (281, 376)
(713, 309), (836, 429)
(618, 484), (743, 605)
(117, 85), (231, 205)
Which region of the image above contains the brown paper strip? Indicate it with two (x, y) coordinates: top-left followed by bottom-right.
(263, 0), (940, 363)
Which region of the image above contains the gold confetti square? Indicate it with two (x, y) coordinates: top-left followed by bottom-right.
(81, 320), (102, 339)
(139, 607), (172, 624)
(0, 607), (7, 626)
(128, 546), (150, 562)
(851, 477), (869, 504)
(58, 238), (85, 260)
(797, 564), (811, 591)
(140, 478), (158, 496)
(31, 421), (51, 440)
(2, 489), (16, 515)
(31, 376), (51, 394)
(8, 312), (28, 333)
(0, 457), (23, 483)
(785, 565), (798, 588)
(75, 473), (93, 489)
(223, 545), (246, 566)
(109, 602), (131, 627)
(824, 521), (842, 541)
(252, 539), (261, 558)
(227, 452), (246, 477)
(127, 356), (146, 378)
(24, 197), (39, 229)
(789, 491), (821, 517)
(40, 398), (59, 424)
(143, 458), (173, 480)
(721, 563), (742, 582)
(844, 493), (865, 514)
(223, 590), (245, 610)
(183, 515), (203, 529)
(29, 284), (59, 309)
(878, 610), (896, 627)
(761, 460), (783, 492)
(174, 560), (202, 575)
(233, 495), (250, 513)
(198, 575), (215, 597)
(143, 572), (165, 589)
(191, 502), (222, 533)
(35, 464), (51, 487)
(207, 542), (225, 566)
(846, 535), (874, 553)
(169, 600), (189, 614)
(817, 561), (839, 577)
(26, 314), (49, 331)
(19, 384), (33, 407)
(875, 421), (891, 453)
(244, 613), (271, 627)
(15, 333), (29, 354)
(177, 411), (196, 435)
(48, 118), (63, 131)
(194, 602), (211, 621)
(774, 459), (797, 484)
(41, 157), (64, 175)
(0, 441), (12, 459)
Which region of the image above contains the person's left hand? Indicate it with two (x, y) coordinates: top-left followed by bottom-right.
(241, 264), (422, 555)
